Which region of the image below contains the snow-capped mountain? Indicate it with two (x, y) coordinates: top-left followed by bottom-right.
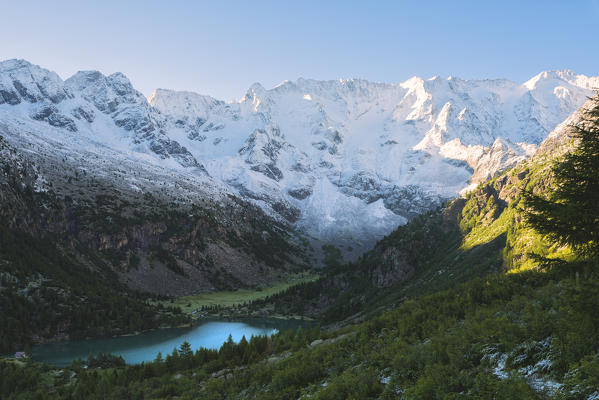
(1, 59), (596, 255)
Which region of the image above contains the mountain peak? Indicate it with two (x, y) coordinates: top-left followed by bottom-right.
(400, 76), (425, 89)
(0, 58), (36, 71)
(243, 82), (268, 104)
(523, 69), (598, 90)
(0, 59), (69, 104)
(65, 70), (104, 91)
(65, 69), (143, 107)
(149, 88), (221, 120)
(106, 72), (135, 96)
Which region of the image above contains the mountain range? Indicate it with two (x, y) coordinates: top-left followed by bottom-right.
(1, 59), (597, 255)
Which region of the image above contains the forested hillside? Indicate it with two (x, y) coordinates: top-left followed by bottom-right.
(0, 134), (306, 353)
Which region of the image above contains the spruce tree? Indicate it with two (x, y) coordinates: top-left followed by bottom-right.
(523, 93), (599, 260)
(179, 341), (192, 359)
(179, 341), (193, 369)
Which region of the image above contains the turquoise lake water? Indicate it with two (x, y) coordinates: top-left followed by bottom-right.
(30, 318), (306, 367)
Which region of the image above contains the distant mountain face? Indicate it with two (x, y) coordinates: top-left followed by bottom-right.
(1, 59), (596, 255)
(262, 93), (599, 322)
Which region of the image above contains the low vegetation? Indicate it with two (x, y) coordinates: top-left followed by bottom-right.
(153, 272), (318, 318)
(2, 266), (598, 399)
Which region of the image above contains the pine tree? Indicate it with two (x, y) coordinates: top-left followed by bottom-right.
(523, 93), (599, 260)
(179, 341), (192, 359)
(178, 341), (193, 369)
(292, 326), (307, 351)
(237, 335), (249, 362)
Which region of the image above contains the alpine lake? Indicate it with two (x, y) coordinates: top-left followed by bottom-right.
(30, 318), (309, 367)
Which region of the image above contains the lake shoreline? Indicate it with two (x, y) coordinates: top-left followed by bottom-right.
(20, 272), (318, 354)
(27, 317), (312, 367)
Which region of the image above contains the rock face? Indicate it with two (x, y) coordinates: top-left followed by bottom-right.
(0, 133), (306, 297)
(30, 104), (78, 132)
(1, 58), (597, 255)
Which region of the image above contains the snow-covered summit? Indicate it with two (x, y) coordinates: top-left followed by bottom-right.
(1, 59), (597, 255)
(523, 70), (599, 91)
(0, 59), (71, 104)
(0, 59), (201, 169)
(148, 89), (223, 121)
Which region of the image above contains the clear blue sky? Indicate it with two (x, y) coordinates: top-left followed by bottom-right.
(1, 0), (597, 100)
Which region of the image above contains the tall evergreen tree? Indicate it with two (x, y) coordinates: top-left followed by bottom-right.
(523, 93), (599, 260)
(179, 341), (193, 359)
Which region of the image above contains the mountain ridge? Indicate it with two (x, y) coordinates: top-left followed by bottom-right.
(1, 58), (596, 255)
